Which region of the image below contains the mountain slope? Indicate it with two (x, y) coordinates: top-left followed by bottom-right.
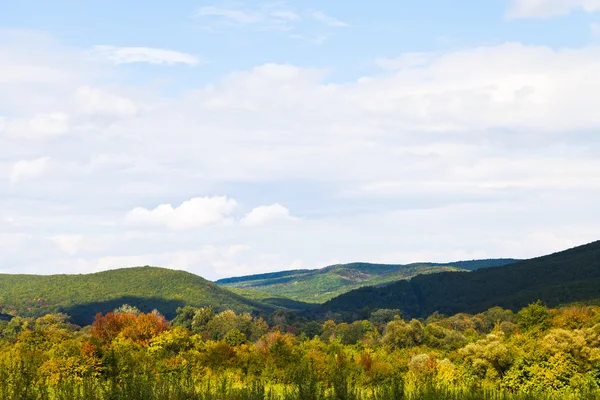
(226, 287), (314, 310)
(0, 266), (276, 325)
(323, 241), (600, 318)
(216, 259), (519, 303)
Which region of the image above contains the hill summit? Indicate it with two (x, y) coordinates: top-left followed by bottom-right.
(0, 266), (274, 325)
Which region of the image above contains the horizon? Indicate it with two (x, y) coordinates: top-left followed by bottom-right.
(9, 237), (600, 279)
(2, 1), (600, 280)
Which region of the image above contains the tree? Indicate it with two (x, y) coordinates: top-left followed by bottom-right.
(382, 319), (423, 349)
(369, 309), (401, 327)
(223, 329), (247, 346)
(91, 311), (169, 346)
(191, 306), (215, 334)
(517, 301), (551, 332)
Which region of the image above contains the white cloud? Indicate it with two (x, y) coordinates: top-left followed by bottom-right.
(91, 45), (199, 65)
(48, 234), (84, 255)
(241, 204), (296, 226)
(3, 112), (69, 139)
(270, 11), (302, 21)
(311, 11), (348, 28)
(196, 6), (262, 24)
(507, 0), (600, 18)
(10, 157), (51, 184)
(194, 5), (345, 42)
(126, 197), (238, 229)
(592, 22), (600, 36)
(4, 32), (600, 280)
(195, 5), (299, 31)
(75, 86), (138, 118)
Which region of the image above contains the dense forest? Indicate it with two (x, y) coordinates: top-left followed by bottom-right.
(323, 240), (600, 318)
(216, 259), (518, 303)
(1, 302), (600, 399)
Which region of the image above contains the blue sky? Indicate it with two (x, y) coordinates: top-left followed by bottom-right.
(1, 0), (600, 279)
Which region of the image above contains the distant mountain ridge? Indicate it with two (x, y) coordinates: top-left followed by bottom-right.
(322, 241), (600, 318)
(216, 259), (520, 303)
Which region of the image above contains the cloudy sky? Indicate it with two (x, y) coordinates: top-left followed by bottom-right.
(1, 0), (599, 279)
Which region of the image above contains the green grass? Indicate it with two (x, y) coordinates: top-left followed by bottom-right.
(216, 259), (518, 303)
(0, 266), (276, 325)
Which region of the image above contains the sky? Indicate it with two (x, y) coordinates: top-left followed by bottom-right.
(1, 0), (600, 280)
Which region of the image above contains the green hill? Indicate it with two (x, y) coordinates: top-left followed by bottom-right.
(322, 241), (600, 318)
(226, 287), (314, 310)
(0, 266), (277, 326)
(216, 259), (519, 303)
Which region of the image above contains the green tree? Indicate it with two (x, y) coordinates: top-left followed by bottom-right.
(517, 301), (551, 332)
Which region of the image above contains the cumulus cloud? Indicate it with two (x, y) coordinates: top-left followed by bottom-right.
(10, 157), (51, 184)
(126, 197), (238, 229)
(507, 0), (600, 18)
(179, 43), (600, 143)
(4, 32), (600, 278)
(91, 45), (200, 65)
(241, 204), (296, 226)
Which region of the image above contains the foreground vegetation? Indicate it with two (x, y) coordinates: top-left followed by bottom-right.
(2, 301), (600, 399)
(217, 260), (518, 303)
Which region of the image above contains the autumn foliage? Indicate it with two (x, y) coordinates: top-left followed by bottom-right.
(91, 311), (170, 345)
(3, 303), (600, 399)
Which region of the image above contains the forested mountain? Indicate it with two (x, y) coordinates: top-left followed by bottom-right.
(323, 240), (600, 318)
(0, 266), (278, 325)
(216, 259), (519, 303)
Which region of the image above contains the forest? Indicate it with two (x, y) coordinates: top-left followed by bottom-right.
(2, 301), (600, 399)
(216, 259), (518, 303)
(324, 240), (600, 318)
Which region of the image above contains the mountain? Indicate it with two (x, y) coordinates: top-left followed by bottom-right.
(322, 241), (600, 318)
(216, 259), (519, 303)
(0, 266), (277, 326)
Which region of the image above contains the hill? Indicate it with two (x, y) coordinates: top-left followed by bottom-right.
(226, 287), (314, 310)
(322, 241), (600, 318)
(0, 266), (277, 326)
(216, 259), (519, 303)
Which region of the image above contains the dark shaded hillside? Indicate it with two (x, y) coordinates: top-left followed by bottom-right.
(0, 266), (275, 325)
(323, 241), (600, 318)
(216, 259), (519, 303)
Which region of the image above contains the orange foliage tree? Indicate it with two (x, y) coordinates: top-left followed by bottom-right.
(91, 312), (170, 346)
